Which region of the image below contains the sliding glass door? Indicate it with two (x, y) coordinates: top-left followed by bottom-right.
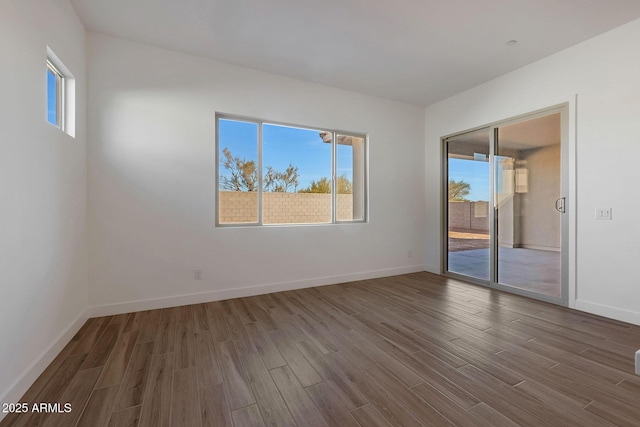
(446, 128), (491, 281)
(495, 114), (562, 298)
(444, 109), (567, 304)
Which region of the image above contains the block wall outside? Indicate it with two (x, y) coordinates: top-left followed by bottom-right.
(219, 191), (354, 223)
(448, 201), (489, 232)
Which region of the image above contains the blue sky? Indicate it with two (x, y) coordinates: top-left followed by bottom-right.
(219, 119), (354, 190)
(448, 158), (490, 202)
(47, 69), (57, 125)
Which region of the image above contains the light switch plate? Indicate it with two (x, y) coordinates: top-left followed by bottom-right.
(595, 207), (612, 220)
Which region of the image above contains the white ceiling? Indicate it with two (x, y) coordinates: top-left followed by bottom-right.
(71, 0), (640, 106)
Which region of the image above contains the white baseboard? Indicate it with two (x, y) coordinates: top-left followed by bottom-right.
(88, 265), (427, 317)
(0, 310), (88, 422)
(575, 300), (640, 326)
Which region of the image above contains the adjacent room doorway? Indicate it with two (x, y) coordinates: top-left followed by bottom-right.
(443, 107), (568, 305)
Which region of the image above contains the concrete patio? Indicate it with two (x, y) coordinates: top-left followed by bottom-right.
(448, 247), (561, 298)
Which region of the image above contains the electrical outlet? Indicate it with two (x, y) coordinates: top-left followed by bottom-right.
(595, 207), (612, 220)
(194, 269), (203, 280)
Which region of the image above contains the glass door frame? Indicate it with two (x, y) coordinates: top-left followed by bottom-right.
(442, 105), (569, 306)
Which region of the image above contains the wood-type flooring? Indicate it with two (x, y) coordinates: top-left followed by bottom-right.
(2, 272), (640, 426)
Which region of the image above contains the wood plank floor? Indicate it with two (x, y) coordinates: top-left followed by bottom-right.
(3, 272), (640, 426)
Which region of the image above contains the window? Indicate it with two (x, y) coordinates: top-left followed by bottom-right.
(47, 60), (64, 129)
(217, 114), (367, 225)
(46, 47), (75, 137)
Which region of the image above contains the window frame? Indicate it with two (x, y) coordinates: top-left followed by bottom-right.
(215, 113), (368, 227)
(46, 46), (76, 137)
(47, 59), (65, 130)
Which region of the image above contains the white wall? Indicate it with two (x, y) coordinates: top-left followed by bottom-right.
(425, 18), (640, 324)
(87, 33), (426, 313)
(0, 0), (87, 411)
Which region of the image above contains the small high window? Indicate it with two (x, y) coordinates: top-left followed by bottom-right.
(46, 47), (75, 137)
(47, 60), (64, 129)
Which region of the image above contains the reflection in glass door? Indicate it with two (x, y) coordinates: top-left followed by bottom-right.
(446, 128), (491, 281)
(495, 113), (562, 298)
